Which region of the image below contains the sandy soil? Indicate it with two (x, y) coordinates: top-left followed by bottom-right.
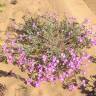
(84, 0), (96, 15)
(0, 0), (96, 96)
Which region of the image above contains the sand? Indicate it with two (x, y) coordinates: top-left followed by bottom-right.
(0, 0), (96, 96)
(84, 0), (96, 15)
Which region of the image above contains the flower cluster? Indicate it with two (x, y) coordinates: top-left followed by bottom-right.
(1, 15), (96, 90)
(2, 44), (88, 87)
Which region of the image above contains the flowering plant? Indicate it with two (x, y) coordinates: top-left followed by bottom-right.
(1, 15), (96, 90)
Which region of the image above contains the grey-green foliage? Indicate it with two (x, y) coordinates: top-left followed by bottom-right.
(59, 18), (91, 52)
(17, 15), (63, 57)
(7, 15), (91, 58)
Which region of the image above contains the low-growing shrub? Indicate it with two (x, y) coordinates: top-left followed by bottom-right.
(1, 15), (96, 90)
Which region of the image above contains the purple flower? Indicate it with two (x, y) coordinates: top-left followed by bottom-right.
(26, 78), (33, 86)
(59, 74), (64, 82)
(2, 43), (7, 52)
(83, 19), (91, 24)
(68, 84), (76, 91)
(81, 80), (87, 87)
(86, 29), (93, 35)
(81, 70), (86, 75)
(28, 66), (34, 73)
(67, 69), (73, 75)
(78, 37), (83, 43)
(32, 22), (37, 28)
(34, 81), (40, 87)
(52, 56), (57, 63)
(49, 76), (54, 82)
(61, 53), (66, 60)
(6, 53), (14, 64)
(68, 61), (75, 69)
(42, 55), (47, 63)
(11, 39), (16, 46)
(17, 51), (27, 65)
(19, 35), (23, 40)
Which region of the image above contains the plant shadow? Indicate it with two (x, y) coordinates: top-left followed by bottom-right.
(0, 70), (25, 83)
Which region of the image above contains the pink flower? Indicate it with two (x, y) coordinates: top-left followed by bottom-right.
(67, 69), (73, 75)
(2, 43), (8, 52)
(28, 67), (34, 73)
(7, 53), (14, 64)
(34, 81), (40, 87)
(18, 51), (27, 65)
(49, 76), (54, 82)
(81, 80), (87, 87)
(78, 37), (83, 43)
(11, 39), (16, 46)
(52, 56), (57, 63)
(61, 53), (66, 59)
(81, 70), (86, 75)
(59, 74), (64, 82)
(86, 29), (92, 35)
(83, 19), (91, 24)
(32, 22), (37, 28)
(26, 78), (33, 86)
(42, 55), (47, 63)
(68, 61), (75, 69)
(68, 84), (76, 91)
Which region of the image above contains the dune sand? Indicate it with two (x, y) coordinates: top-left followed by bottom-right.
(84, 0), (96, 15)
(0, 0), (96, 96)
